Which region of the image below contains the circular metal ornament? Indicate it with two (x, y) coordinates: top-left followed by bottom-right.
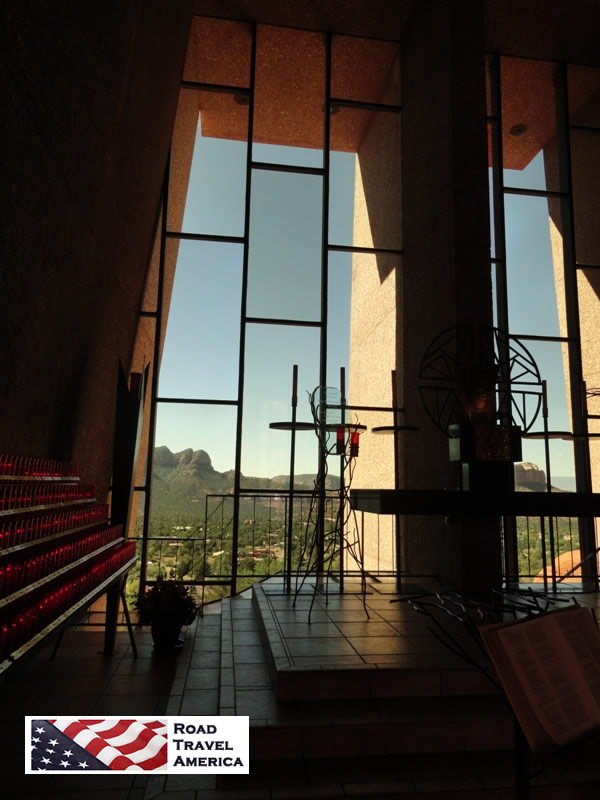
(417, 324), (543, 435)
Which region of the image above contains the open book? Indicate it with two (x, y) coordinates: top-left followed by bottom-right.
(479, 605), (600, 752)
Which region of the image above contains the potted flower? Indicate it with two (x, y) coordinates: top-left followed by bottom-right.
(136, 578), (197, 650)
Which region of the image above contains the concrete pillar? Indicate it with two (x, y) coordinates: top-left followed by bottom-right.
(400, 0), (500, 590)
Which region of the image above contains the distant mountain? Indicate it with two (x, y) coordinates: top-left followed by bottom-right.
(551, 476), (577, 492)
(151, 447), (338, 516)
(514, 462), (571, 492)
(152, 448), (567, 518)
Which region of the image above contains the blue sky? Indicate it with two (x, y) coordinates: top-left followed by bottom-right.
(155, 115), (575, 485)
(156, 115), (354, 478)
(502, 152), (575, 485)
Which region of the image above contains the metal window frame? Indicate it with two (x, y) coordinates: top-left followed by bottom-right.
(138, 20), (403, 600)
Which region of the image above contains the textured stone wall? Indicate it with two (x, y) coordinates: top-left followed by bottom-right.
(348, 106), (402, 573)
(1, 1), (192, 495)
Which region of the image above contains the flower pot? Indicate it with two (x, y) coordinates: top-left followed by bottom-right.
(151, 618), (184, 650)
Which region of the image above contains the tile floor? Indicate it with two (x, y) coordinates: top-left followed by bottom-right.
(2, 579), (600, 799)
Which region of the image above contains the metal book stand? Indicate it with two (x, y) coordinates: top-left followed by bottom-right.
(401, 587), (597, 800)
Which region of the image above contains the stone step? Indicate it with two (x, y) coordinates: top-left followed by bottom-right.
(215, 752), (600, 800)
(221, 595), (514, 760)
(247, 694), (515, 760)
(214, 782), (600, 800)
(216, 589), (600, 799)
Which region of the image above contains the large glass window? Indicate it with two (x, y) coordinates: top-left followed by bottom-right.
(488, 55), (600, 585)
(135, 21), (403, 599)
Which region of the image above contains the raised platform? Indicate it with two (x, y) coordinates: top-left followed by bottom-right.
(251, 577), (501, 702)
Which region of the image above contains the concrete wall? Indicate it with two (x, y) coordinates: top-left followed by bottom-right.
(348, 93), (402, 574)
(399, 0), (499, 590)
(0, 1), (192, 495)
(348, 1), (499, 590)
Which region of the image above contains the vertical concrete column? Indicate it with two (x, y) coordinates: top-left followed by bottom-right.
(400, 0), (500, 590)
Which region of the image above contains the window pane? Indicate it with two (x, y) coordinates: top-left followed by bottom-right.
(332, 36), (400, 105)
(500, 57), (562, 193)
(168, 89), (248, 236)
(504, 151), (553, 192)
(518, 338), (572, 437)
(329, 151), (356, 246)
(253, 26), (325, 168)
(149, 402), (237, 583)
(330, 107), (401, 250)
(488, 122), (498, 260)
(588, 438), (600, 493)
(348, 252), (400, 407)
(507, 337), (574, 482)
(252, 142), (322, 169)
(241, 324), (320, 488)
(491, 263), (499, 328)
(327, 251), (352, 388)
(154, 403), (238, 484)
(183, 18), (252, 87)
(504, 194), (563, 337)
(519, 438), (575, 494)
(571, 129), (600, 265)
(247, 169), (323, 321)
(129, 489), (145, 540)
(158, 241), (242, 400)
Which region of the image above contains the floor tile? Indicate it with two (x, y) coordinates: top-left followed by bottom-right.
(91, 694), (161, 714)
(190, 650), (221, 668)
(179, 690), (219, 715)
(232, 631), (263, 646)
(185, 668), (220, 690)
(233, 645), (267, 664)
(277, 622), (344, 638)
(236, 688), (287, 718)
(335, 621), (398, 637)
(348, 636), (417, 655)
(234, 662), (272, 687)
(232, 619), (260, 631)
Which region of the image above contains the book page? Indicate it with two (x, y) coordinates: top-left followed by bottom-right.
(480, 606), (600, 751)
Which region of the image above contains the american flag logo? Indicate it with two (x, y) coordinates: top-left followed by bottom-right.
(30, 718), (168, 772)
